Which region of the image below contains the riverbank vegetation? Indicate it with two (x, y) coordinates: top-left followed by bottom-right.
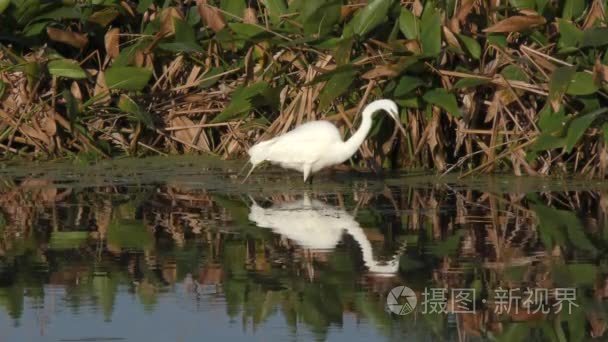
(1, 0), (608, 177)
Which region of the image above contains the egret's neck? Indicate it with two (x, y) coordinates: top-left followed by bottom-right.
(342, 110), (374, 159)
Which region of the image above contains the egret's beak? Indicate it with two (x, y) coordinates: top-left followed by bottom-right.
(391, 110), (407, 136)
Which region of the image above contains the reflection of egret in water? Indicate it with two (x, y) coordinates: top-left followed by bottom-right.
(248, 194), (403, 275)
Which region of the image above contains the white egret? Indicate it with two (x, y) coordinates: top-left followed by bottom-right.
(248, 194), (403, 275)
(242, 99), (405, 183)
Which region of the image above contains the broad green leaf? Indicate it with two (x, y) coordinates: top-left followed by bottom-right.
(47, 59), (87, 79)
(565, 108), (608, 152)
(344, 0), (393, 37)
(221, 0), (246, 20)
(548, 66), (576, 110)
(487, 34), (507, 48)
(229, 23), (268, 40)
(557, 19), (583, 49)
(136, 0), (154, 13)
(603, 123), (608, 142)
(509, 0), (535, 10)
(297, 0), (341, 37)
(308, 64), (356, 85)
(0, 0), (10, 14)
(538, 105), (567, 133)
(531, 133), (565, 151)
(453, 78), (490, 89)
(261, 0), (287, 24)
(108, 219), (153, 250)
(113, 41), (147, 67)
(419, 6), (441, 57)
(566, 72), (598, 95)
(501, 65), (528, 81)
(49, 231), (89, 250)
(105, 66), (153, 91)
(398, 8), (419, 40)
(562, 0), (586, 21)
(118, 95), (154, 129)
(212, 82), (273, 123)
(32, 6), (81, 21)
(159, 18), (204, 52)
(423, 88), (460, 117)
(199, 67), (225, 89)
(318, 68), (357, 110)
(581, 27), (608, 47)
(456, 34), (481, 59)
(393, 75), (424, 96)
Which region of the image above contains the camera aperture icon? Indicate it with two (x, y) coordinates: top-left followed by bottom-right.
(387, 286), (417, 315)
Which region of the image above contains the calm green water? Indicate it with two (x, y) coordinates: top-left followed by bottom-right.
(1, 156), (608, 341)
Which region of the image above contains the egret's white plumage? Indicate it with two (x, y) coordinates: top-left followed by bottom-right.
(243, 99), (404, 182)
(248, 194), (402, 275)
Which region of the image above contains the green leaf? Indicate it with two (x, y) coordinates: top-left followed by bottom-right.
(307, 64), (356, 85)
(423, 88), (461, 117)
(136, 0), (154, 13)
(318, 68), (357, 110)
(0, 0), (10, 14)
(453, 78), (490, 89)
(49, 231), (89, 250)
(566, 72), (598, 95)
(118, 95), (154, 129)
(557, 19), (583, 49)
(532, 133), (565, 151)
(0, 80), (5, 98)
(562, 0), (585, 21)
(221, 0), (246, 21)
(509, 0), (535, 10)
(538, 105), (567, 133)
(31, 6), (81, 21)
(548, 66), (576, 110)
(398, 8), (419, 40)
(602, 123), (608, 142)
(297, 0), (341, 37)
(419, 6), (441, 57)
(501, 65), (528, 82)
(199, 67), (225, 89)
(393, 75), (424, 96)
(487, 34), (507, 48)
(456, 34), (481, 59)
(108, 219), (153, 250)
(261, 0), (287, 24)
(159, 18), (204, 52)
(581, 27), (608, 47)
(565, 108), (608, 152)
(344, 0), (393, 37)
(212, 82), (273, 123)
(228, 23), (268, 40)
(47, 59), (87, 79)
(105, 66), (153, 91)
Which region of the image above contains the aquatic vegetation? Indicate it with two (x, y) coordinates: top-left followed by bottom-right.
(0, 1), (607, 176)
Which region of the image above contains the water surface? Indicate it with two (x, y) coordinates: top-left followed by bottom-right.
(1, 156), (608, 341)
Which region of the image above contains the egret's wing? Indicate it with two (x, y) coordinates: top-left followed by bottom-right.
(263, 134), (330, 165)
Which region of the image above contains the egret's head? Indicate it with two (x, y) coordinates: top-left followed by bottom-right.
(364, 99), (405, 135)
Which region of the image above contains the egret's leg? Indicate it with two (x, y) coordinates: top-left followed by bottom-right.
(237, 160), (250, 177)
(241, 163), (257, 184)
(302, 164), (312, 184)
